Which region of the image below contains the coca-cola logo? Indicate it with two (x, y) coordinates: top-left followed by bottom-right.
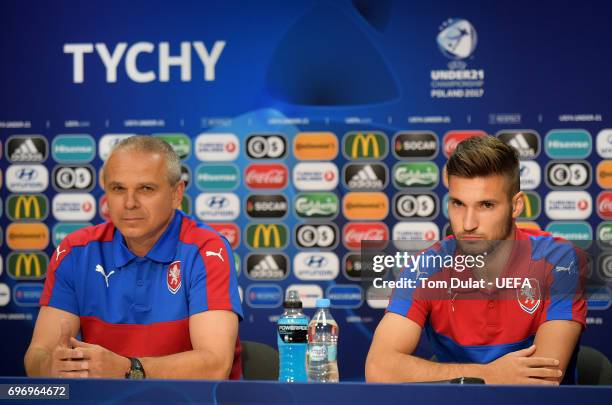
(245, 164), (288, 189)
(343, 223), (389, 250)
(598, 192), (612, 219)
(443, 131), (486, 157)
(209, 223), (240, 248)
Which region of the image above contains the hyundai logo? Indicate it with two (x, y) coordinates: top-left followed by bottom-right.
(206, 197), (228, 208)
(305, 255), (328, 268)
(17, 168), (38, 180)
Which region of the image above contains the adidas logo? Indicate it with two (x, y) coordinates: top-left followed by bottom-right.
(11, 138), (44, 161)
(248, 255), (286, 279)
(508, 133), (536, 157)
(347, 164), (384, 189)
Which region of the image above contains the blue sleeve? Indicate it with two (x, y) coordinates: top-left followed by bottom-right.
(386, 251), (434, 327)
(544, 244), (586, 327)
(40, 246), (79, 315)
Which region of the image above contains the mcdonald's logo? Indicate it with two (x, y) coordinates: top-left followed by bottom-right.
(518, 192), (541, 220)
(343, 132), (387, 160)
(246, 224), (288, 249)
(7, 252), (48, 280)
(7, 194), (48, 221)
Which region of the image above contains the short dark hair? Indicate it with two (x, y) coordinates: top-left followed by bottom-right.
(446, 136), (520, 197)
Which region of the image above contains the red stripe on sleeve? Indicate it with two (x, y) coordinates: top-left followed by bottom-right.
(179, 217), (232, 311)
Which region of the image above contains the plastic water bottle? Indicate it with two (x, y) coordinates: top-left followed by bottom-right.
(277, 290), (308, 382)
(307, 298), (339, 382)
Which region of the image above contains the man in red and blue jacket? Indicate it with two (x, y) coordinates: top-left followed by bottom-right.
(25, 136), (243, 380)
(366, 136), (586, 385)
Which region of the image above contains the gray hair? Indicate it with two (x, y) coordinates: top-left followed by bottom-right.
(103, 135), (182, 185)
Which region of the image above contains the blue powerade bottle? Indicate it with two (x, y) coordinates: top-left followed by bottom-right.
(277, 290), (308, 382)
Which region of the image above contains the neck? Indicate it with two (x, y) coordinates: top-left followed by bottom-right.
(476, 225), (517, 284)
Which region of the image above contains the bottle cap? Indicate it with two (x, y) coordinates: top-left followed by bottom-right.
(315, 298), (330, 308)
(284, 290), (303, 308)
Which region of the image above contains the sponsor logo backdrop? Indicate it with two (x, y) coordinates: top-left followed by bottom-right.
(0, 0), (611, 379)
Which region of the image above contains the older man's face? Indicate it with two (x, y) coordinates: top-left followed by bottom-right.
(103, 149), (183, 255)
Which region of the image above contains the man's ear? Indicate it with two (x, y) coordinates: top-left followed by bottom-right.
(511, 191), (524, 219)
(173, 180), (186, 209)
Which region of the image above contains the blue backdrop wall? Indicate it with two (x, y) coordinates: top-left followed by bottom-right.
(0, 0), (611, 380)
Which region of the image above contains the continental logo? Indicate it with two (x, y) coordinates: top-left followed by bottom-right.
(597, 160), (612, 188)
(7, 252), (48, 280)
(246, 224), (288, 249)
(517, 221), (541, 231)
(342, 192), (388, 220)
(6, 194), (48, 221)
(6, 223), (49, 250)
(343, 132), (387, 160)
(293, 132), (338, 160)
(518, 192), (541, 220)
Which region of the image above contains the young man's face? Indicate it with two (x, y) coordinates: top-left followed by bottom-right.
(448, 174), (523, 255)
(103, 149), (184, 254)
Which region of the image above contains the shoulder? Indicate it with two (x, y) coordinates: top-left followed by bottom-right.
(177, 214), (230, 250)
(63, 222), (115, 249)
(48, 222), (115, 274)
(521, 228), (578, 265)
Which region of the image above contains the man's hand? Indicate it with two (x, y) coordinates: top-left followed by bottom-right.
(483, 345), (562, 385)
(69, 337), (130, 378)
(49, 319), (88, 378)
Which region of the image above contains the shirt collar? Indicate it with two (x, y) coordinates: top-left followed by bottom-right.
(112, 209), (183, 268)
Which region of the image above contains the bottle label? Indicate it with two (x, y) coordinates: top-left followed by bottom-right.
(308, 344), (327, 362)
(327, 345), (337, 362)
(278, 324), (308, 343)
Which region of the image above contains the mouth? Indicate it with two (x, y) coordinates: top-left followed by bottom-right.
(122, 218), (145, 223)
(458, 235), (485, 240)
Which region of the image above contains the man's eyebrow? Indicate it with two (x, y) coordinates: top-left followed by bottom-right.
(478, 198), (500, 204)
(105, 181), (158, 187)
(448, 197), (500, 204)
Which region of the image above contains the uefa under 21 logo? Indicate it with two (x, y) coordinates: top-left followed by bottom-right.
(437, 19), (477, 60)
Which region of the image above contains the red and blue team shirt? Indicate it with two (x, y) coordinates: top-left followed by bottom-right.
(387, 227), (587, 384)
(40, 209), (244, 379)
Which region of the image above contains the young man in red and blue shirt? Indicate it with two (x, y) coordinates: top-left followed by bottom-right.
(25, 136), (243, 379)
(366, 136), (586, 385)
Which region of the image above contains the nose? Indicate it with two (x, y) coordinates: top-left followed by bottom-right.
(124, 189), (140, 209)
(462, 207), (478, 233)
